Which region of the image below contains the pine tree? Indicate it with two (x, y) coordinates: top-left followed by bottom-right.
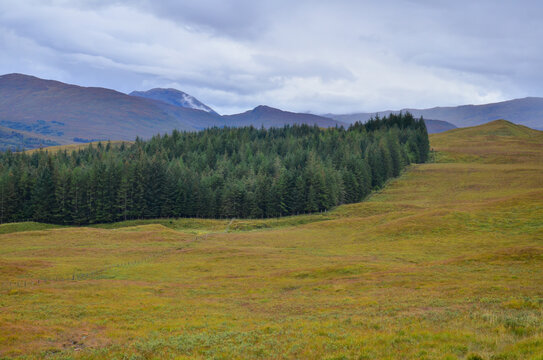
(54, 167), (73, 224)
(71, 168), (89, 225)
(117, 169), (133, 221)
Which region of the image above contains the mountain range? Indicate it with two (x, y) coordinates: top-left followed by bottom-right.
(0, 73), (541, 150)
(325, 97), (543, 130)
(0, 74), (341, 150)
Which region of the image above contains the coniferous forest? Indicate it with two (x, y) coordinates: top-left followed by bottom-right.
(0, 113), (429, 224)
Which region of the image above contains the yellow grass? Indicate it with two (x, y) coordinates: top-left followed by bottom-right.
(24, 140), (131, 154)
(1, 120), (542, 359)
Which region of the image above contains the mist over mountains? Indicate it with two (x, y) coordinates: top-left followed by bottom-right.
(130, 88), (219, 115)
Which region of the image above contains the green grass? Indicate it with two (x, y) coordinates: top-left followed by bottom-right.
(0, 120), (542, 359)
(0, 222), (63, 235)
(88, 213), (333, 234)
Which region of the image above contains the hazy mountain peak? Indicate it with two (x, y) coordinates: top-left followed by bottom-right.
(130, 88), (218, 115)
(253, 105), (273, 110)
(223, 104), (342, 128)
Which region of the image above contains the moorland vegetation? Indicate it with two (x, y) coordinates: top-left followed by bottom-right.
(0, 120), (541, 359)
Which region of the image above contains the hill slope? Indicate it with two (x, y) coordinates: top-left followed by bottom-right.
(0, 73), (224, 143)
(328, 97), (543, 130)
(423, 118), (457, 133)
(1, 120), (542, 358)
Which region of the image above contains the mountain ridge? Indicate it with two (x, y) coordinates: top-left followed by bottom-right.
(326, 97), (543, 130)
(0, 74), (341, 150)
(2, 73), (542, 151)
(223, 105), (341, 128)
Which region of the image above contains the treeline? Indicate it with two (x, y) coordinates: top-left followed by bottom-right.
(0, 112), (429, 224)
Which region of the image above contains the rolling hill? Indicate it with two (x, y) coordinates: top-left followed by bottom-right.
(327, 97), (543, 130)
(1, 120), (541, 358)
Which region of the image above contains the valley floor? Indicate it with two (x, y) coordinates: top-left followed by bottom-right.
(0, 120), (542, 359)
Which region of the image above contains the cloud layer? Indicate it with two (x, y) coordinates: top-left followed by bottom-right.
(1, 0), (542, 114)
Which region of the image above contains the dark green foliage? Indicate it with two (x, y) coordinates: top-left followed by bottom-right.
(31, 158), (56, 222)
(0, 113), (429, 224)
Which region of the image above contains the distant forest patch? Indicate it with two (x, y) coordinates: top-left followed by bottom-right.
(0, 127), (59, 151)
(0, 113), (429, 224)
(0, 119), (64, 137)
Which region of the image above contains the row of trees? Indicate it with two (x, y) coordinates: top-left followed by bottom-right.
(0, 113), (429, 224)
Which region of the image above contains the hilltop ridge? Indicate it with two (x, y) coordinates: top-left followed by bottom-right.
(223, 105), (341, 128)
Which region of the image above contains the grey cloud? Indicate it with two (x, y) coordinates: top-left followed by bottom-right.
(253, 55), (356, 83)
(68, 0), (276, 40)
(138, 0), (270, 39)
(0, 0), (542, 114)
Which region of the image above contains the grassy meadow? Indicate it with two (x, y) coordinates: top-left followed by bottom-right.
(0, 120), (542, 359)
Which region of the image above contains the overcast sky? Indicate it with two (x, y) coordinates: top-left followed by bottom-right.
(1, 0), (542, 114)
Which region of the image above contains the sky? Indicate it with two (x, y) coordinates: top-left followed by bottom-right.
(1, 0), (542, 115)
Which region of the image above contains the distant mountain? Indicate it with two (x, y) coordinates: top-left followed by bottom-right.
(422, 119), (457, 134)
(326, 97), (543, 130)
(0, 74), (343, 150)
(325, 113), (456, 134)
(0, 73), (225, 146)
(130, 88), (218, 115)
(129, 91), (341, 129)
(404, 98), (543, 130)
(223, 105), (342, 128)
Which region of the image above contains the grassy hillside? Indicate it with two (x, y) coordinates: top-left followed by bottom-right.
(0, 120), (542, 359)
